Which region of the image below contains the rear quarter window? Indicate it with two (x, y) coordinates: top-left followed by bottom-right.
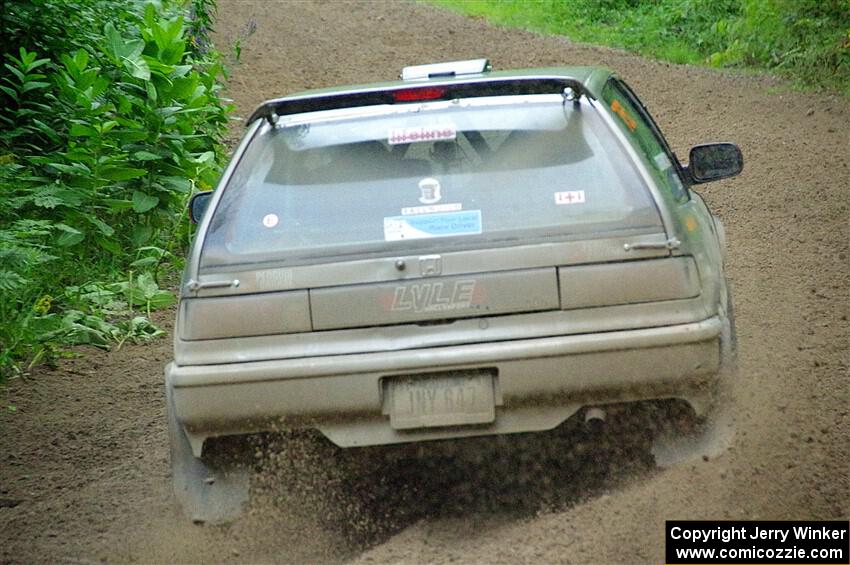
(601, 79), (688, 203)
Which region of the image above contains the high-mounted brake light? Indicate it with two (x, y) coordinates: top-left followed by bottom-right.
(392, 87), (447, 102)
(401, 59), (491, 81)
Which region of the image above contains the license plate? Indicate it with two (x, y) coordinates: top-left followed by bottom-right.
(386, 371), (495, 430)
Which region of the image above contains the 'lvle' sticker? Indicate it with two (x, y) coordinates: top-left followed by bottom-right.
(554, 191), (586, 205)
(384, 210), (482, 241)
(262, 213), (279, 228)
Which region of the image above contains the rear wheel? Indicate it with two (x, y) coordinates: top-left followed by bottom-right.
(651, 279), (737, 466)
(166, 384), (251, 525)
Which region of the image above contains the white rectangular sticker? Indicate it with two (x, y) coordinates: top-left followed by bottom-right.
(401, 202), (462, 216)
(554, 190), (586, 205)
(388, 126), (456, 145)
(384, 210), (482, 241)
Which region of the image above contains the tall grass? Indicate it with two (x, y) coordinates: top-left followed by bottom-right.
(428, 0), (850, 95)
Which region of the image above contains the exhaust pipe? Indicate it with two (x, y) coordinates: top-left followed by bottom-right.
(584, 407), (606, 432)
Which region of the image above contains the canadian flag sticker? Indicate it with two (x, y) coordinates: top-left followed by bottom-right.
(554, 190), (586, 205)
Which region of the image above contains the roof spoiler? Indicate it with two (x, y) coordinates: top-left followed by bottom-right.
(246, 77), (594, 125)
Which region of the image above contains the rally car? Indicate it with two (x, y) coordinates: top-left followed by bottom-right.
(167, 59), (742, 523)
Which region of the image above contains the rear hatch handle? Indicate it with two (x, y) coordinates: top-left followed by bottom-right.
(623, 237), (680, 252)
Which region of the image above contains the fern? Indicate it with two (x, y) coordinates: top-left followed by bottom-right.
(0, 270), (27, 292)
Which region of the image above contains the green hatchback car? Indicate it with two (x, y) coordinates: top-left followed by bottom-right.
(167, 59), (742, 523)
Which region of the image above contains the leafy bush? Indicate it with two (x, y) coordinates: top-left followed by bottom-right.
(0, 0), (231, 379)
(713, 0), (850, 93)
(429, 0), (850, 95)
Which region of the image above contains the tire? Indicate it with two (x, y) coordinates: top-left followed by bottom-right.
(166, 383), (250, 525)
(651, 278), (737, 467)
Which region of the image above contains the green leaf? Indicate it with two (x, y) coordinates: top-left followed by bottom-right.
(147, 292), (176, 309)
(96, 120), (118, 134)
(69, 123), (98, 137)
(121, 316), (166, 339)
(49, 162), (91, 175)
(136, 273), (160, 300)
(190, 151), (215, 164)
(129, 255), (158, 268)
(115, 116), (144, 129)
(145, 80), (157, 102)
(154, 106), (182, 118)
(104, 23), (145, 62)
(98, 167), (147, 181)
(110, 130), (148, 143)
(103, 198), (134, 211)
(33, 194), (64, 209)
(94, 236), (121, 254)
(124, 55), (151, 81)
(161, 176), (191, 193)
(130, 227), (155, 249)
(18, 48), (50, 72)
(169, 76), (198, 101)
(0, 270), (27, 291)
(31, 119), (60, 142)
(133, 151), (161, 161)
(116, 95), (132, 113)
(56, 230), (85, 247)
(72, 49), (89, 72)
(144, 56), (176, 78)
(21, 81), (50, 93)
(132, 191), (159, 213)
(86, 216), (115, 237)
(91, 77), (110, 99)
(4, 63), (26, 84)
(171, 65), (192, 78)
(55, 189), (83, 207)
(102, 22), (123, 64)
(55, 223), (82, 235)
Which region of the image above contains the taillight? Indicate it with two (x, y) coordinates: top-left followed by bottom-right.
(180, 291), (312, 340)
(558, 257), (701, 309)
(392, 87), (447, 102)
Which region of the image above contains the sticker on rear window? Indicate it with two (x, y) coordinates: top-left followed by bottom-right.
(611, 100), (638, 131)
(402, 202), (462, 216)
(654, 152), (672, 170)
(418, 177), (441, 204)
(384, 210), (482, 241)
(388, 126), (456, 145)
(262, 213), (279, 227)
(554, 190), (586, 205)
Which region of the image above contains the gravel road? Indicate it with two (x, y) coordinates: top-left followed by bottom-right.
(1, 1), (848, 563)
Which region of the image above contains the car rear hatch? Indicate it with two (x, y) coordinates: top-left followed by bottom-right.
(179, 84), (700, 351)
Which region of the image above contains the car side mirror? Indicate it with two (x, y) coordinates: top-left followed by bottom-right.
(687, 142), (743, 184)
(188, 192), (213, 224)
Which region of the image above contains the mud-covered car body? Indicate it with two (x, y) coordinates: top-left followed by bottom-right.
(166, 60), (741, 522)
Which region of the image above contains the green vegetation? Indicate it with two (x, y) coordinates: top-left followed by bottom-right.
(0, 0), (232, 379)
(428, 0), (850, 95)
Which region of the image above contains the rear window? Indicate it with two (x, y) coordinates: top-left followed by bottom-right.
(200, 95), (662, 269)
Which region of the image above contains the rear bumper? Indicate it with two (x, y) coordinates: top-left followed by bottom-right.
(167, 317), (723, 452)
